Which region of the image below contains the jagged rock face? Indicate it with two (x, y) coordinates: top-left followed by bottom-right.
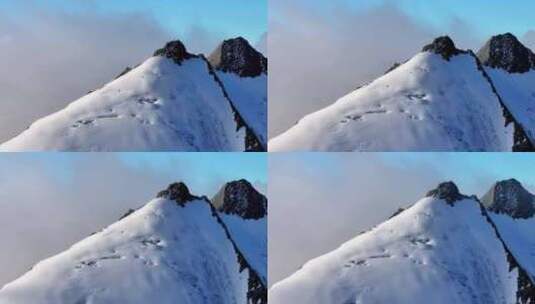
(477, 33), (535, 73)
(426, 181), (467, 205)
(208, 37), (267, 77)
(153, 40), (195, 64)
(212, 179), (267, 219)
(156, 182), (199, 205)
(481, 179), (535, 218)
(422, 36), (465, 60)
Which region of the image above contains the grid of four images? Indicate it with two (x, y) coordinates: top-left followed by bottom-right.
(1, 1), (535, 303)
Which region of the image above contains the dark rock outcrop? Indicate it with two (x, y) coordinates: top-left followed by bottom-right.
(157, 182), (200, 206)
(208, 37), (267, 77)
(115, 67), (132, 80)
(422, 36), (466, 60)
(481, 178), (535, 218)
(211, 179), (267, 219)
(477, 33), (535, 73)
(154, 40), (196, 64)
(426, 181), (468, 205)
(119, 208), (136, 220)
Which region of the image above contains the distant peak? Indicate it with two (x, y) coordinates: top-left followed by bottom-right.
(157, 182), (198, 206)
(208, 37), (267, 77)
(477, 33), (535, 73)
(481, 178), (535, 218)
(153, 40), (195, 64)
(422, 36), (464, 60)
(426, 181), (467, 205)
(211, 179), (267, 219)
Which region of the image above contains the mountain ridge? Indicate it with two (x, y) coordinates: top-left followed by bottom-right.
(270, 33), (535, 152)
(270, 180), (535, 304)
(0, 180), (267, 304)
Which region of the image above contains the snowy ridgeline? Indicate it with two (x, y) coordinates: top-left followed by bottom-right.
(0, 38), (267, 152)
(270, 34), (535, 152)
(270, 181), (535, 304)
(0, 182), (267, 304)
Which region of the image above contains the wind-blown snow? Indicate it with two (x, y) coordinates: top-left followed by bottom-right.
(0, 198), (250, 303)
(0, 57), (246, 151)
(269, 197), (517, 304)
(489, 212), (535, 280)
(220, 213), (267, 285)
(485, 68), (535, 145)
(269, 52), (513, 152)
(217, 72), (267, 147)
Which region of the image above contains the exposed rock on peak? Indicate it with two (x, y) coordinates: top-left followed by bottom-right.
(211, 179), (267, 219)
(481, 178), (535, 218)
(426, 181), (467, 205)
(157, 182), (199, 206)
(208, 37), (267, 77)
(153, 40), (196, 64)
(422, 36), (465, 60)
(477, 33), (535, 73)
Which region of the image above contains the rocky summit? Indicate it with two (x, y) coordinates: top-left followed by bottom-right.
(481, 178), (535, 218)
(422, 36), (465, 60)
(211, 179), (267, 219)
(153, 40), (196, 64)
(477, 33), (535, 73)
(426, 181), (468, 205)
(157, 182), (199, 205)
(208, 37), (267, 77)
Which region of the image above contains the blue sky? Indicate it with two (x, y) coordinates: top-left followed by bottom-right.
(0, 152), (267, 196)
(274, 152), (535, 197)
(0, 0), (266, 45)
(309, 0), (535, 40)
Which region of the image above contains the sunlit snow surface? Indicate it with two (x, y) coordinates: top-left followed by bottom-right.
(217, 72), (267, 147)
(490, 212), (535, 280)
(220, 213), (267, 285)
(0, 57), (247, 151)
(270, 52), (513, 152)
(269, 197), (517, 304)
(486, 68), (535, 144)
(0, 199), (251, 304)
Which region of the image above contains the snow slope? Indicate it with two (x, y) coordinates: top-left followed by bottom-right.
(212, 180), (268, 285)
(0, 183), (266, 304)
(220, 214), (267, 286)
(217, 72), (267, 147)
(269, 183), (524, 304)
(485, 69), (535, 145)
(209, 37), (268, 148)
(482, 179), (535, 284)
(489, 213), (535, 282)
(270, 38), (514, 152)
(0, 41), (263, 152)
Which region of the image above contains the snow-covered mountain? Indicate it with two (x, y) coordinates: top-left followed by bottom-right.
(270, 181), (535, 304)
(0, 181), (267, 304)
(209, 37), (268, 147)
(482, 179), (535, 291)
(478, 33), (535, 148)
(212, 179), (268, 285)
(0, 38), (265, 152)
(270, 34), (535, 152)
